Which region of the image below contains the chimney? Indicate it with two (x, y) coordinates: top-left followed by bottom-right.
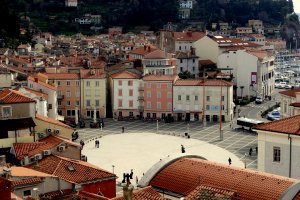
(34, 77), (39, 82)
(148, 46), (151, 52)
(187, 31), (192, 37)
(122, 174), (133, 200)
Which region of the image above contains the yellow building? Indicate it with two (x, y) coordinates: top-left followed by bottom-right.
(80, 69), (107, 118)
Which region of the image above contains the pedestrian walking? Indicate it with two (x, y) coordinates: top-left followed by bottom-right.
(228, 157), (232, 165)
(122, 126), (125, 133)
(181, 144), (185, 153)
(95, 140), (97, 148)
(249, 148), (253, 156)
(130, 169), (133, 179)
(256, 146), (258, 154)
(136, 176), (138, 185)
(97, 140), (100, 148)
(80, 140), (85, 148)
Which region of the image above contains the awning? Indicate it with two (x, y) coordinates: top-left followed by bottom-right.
(0, 117), (36, 131)
(190, 111), (202, 114)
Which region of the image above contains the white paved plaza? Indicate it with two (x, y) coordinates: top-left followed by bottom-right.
(83, 132), (244, 185)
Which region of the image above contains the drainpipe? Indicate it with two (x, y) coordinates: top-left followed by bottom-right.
(288, 134), (292, 178)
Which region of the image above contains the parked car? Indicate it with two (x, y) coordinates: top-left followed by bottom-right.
(278, 82), (287, 89)
(255, 97), (263, 104)
(285, 84), (293, 89)
(274, 83), (280, 88)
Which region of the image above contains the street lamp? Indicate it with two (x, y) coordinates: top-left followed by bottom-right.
(112, 165), (115, 174)
(156, 120), (158, 134)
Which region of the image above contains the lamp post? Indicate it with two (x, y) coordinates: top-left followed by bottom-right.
(156, 119), (158, 134)
(244, 153), (247, 168)
(112, 165), (115, 174)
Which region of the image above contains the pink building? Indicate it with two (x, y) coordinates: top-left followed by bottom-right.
(143, 75), (178, 120)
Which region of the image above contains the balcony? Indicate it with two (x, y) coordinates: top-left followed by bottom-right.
(145, 64), (174, 68)
(138, 96), (144, 101)
(57, 95), (64, 100)
(138, 106), (144, 112)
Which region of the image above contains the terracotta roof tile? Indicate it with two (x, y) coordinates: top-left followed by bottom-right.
(279, 88), (300, 98)
(253, 115), (300, 135)
(35, 114), (74, 130)
(149, 158), (299, 200)
(39, 189), (74, 198)
(110, 70), (141, 79)
(0, 166), (55, 177)
(143, 75), (178, 81)
(28, 76), (57, 91)
(0, 89), (35, 104)
(45, 73), (80, 80)
(80, 69), (106, 79)
(26, 155), (116, 184)
(112, 186), (166, 200)
(144, 50), (172, 59)
(174, 79), (233, 86)
(198, 59), (215, 65)
(14, 87), (48, 99)
(185, 185), (238, 200)
(12, 178), (43, 187)
(129, 45), (157, 56)
(77, 190), (110, 200)
(173, 31), (205, 41)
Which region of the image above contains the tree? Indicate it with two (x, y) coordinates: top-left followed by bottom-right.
(178, 71), (193, 79)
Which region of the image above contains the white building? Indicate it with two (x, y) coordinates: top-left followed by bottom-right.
(280, 89), (300, 119)
(173, 79), (234, 122)
(218, 48), (275, 98)
(254, 115), (300, 179)
(110, 70), (143, 119)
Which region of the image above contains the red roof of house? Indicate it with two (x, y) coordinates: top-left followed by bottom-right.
(144, 49), (172, 59)
(252, 34), (265, 38)
(39, 189), (74, 198)
(149, 158), (299, 199)
(26, 155), (116, 184)
(129, 45), (157, 56)
(290, 103), (300, 107)
(184, 185), (237, 200)
(12, 178), (43, 187)
(143, 75), (178, 81)
(253, 115), (300, 135)
(80, 69), (106, 79)
(77, 191), (110, 200)
(112, 186), (166, 200)
(35, 114), (74, 130)
(0, 89), (35, 104)
(210, 36), (260, 48)
(198, 60), (215, 66)
(110, 70), (141, 79)
(13, 135), (80, 160)
(45, 73), (80, 80)
(174, 79), (233, 86)
(173, 31), (206, 41)
(28, 76), (57, 91)
(246, 49), (272, 60)
(14, 87), (48, 99)
(279, 88), (300, 98)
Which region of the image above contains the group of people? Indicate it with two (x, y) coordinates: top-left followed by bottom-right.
(95, 139), (100, 148)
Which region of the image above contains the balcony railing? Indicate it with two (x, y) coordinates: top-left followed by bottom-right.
(138, 96), (144, 101)
(57, 95), (64, 100)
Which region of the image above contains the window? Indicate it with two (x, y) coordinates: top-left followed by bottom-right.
(180, 67), (183, 72)
(57, 90), (62, 96)
(195, 96), (198, 101)
(147, 91), (151, 98)
(76, 81), (80, 86)
(95, 90), (100, 96)
(222, 96), (224, 101)
(129, 90), (133, 96)
(157, 102), (161, 109)
(206, 105), (210, 110)
(206, 96), (210, 101)
(66, 101), (71, 106)
(167, 83), (172, 88)
(23, 190), (31, 196)
(95, 100), (100, 106)
(95, 81), (100, 87)
(57, 81), (61, 87)
(129, 100), (133, 107)
(128, 80), (133, 86)
(76, 100), (80, 106)
(86, 100), (91, 107)
(66, 91), (71, 97)
(168, 102), (172, 109)
(66, 81), (70, 86)
(118, 80), (122, 86)
(147, 82), (151, 88)
(2, 106), (11, 117)
(67, 110), (72, 116)
(157, 92), (161, 98)
(129, 111), (133, 116)
(86, 89), (91, 96)
(118, 100), (122, 107)
(180, 59), (183, 63)
(186, 105), (190, 110)
(86, 81), (90, 87)
(193, 59), (195, 63)
(76, 90), (80, 97)
(273, 147), (280, 162)
(186, 95), (190, 101)
(58, 101), (61, 106)
(168, 92), (171, 98)
(147, 113), (151, 118)
(179, 46), (181, 50)
(157, 83), (161, 88)
(118, 89), (122, 96)
(147, 102), (151, 108)
(193, 67), (195, 71)
(178, 95), (181, 100)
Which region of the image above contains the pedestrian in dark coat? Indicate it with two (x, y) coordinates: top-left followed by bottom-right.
(228, 157), (232, 165)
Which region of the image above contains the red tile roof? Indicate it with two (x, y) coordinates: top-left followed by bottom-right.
(198, 60), (215, 66)
(0, 89), (35, 104)
(173, 31), (206, 41)
(129, 45), (157, 56)
(144, 49), (172, 59)
(184, 185), (238, 200)
(39, 189), (74, 198)
(279, 88), (300, 98)
(143, 75), (178, 81)
(253, 115), (300, 135)
(35, 114), (74, 130)
(246, 49), (272, 60)
(149, 158), (299, 200)
(1, 166), (55, 177)
(45, 73), (80, 80)
(13, 135), (80, 160)
(28, 76), (57, 91)
(26, 155), (116, 184)
(110, 70), (141, 79)
(174, 79), (233, 86)
(77, 190), (110, 200)
(290, 103), (300, 107)
(112, 186), (166, 200)
(80, 69), (106, 79)
(12, 178), (43, 187)
(210, 36), (261, 48)
(14, 87), (48, 99)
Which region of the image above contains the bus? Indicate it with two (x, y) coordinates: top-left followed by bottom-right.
(236, 117), (264, 130)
